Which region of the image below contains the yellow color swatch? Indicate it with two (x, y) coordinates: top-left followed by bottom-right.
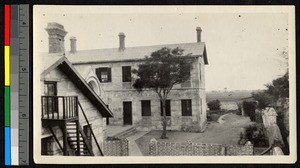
(5, 46), (10, 86)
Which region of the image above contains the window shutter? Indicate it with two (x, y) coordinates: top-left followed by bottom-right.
(107, 68), (111, 82)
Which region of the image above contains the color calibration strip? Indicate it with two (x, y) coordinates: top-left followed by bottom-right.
(4, 4), (11, 166)
(4, 4), (29, 165)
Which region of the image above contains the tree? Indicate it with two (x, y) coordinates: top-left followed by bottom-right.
(132, 47), (193, 139)
(265, 72), (289, 99)
(207, 99), (221, 111)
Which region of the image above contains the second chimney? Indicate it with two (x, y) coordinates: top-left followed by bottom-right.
(196, 27), (202, 43)
(118, 32), (125, 51)
(70, 36), (77, 54)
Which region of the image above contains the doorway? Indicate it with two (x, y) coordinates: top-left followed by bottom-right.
(123, 101), (132, 125)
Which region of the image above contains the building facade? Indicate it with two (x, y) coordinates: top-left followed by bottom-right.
(45, 22), (209, 132)
(40, 23), (113, 156)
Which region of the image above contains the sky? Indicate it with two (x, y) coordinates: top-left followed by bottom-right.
(34, 6), (291, 91)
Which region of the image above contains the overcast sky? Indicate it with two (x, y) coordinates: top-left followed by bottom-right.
(34, 6), (291, 91)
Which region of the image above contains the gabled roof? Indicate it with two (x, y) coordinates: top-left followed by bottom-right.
(41, 55), (113, 118)
(66, 42), (208, 65)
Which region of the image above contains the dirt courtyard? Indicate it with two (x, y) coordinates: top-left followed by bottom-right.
(136, 113), (253, 156)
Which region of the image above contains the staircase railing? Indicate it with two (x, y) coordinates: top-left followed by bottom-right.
(78, 101), (104, 156)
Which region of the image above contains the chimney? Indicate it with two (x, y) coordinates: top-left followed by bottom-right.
(70, 36), (77, 54)
(196, 27), (202, 43)
(118, 32), (125, 51)
(45, 22), (68, 54)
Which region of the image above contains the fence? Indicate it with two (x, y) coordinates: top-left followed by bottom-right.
(149, 139), (253, 156)
(103, 138), (129, 156)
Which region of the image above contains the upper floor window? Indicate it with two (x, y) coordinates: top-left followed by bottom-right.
(181, 65), (191, 87)
(122, 66), (131, 82)
(44, 81), (57, 96)
(141, 100), (151, 116)
(160, 100), (171, 116)
(96, 67), (111, 83)
(182, 99), (192, 116)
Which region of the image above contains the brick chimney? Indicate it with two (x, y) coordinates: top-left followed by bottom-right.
(118, 32), (125, 51)
(45, 22), (67, 54)
(196, 27), (202, 43)
(69, 36), (77, 54)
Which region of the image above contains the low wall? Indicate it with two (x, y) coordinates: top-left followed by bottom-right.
(103, 138), (129, 156)
(149, 139), (253, 156)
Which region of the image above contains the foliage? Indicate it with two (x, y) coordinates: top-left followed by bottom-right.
(236, 102), (243, 115)
(265, 72), (289, 99)
(242, 101), (257, 121)
(251, 91), (274, 109)
(132, 47), (193, 139)
(207, 99), (221, 111)
(238, 123), (269, 147)
(252, 72), (289, 109)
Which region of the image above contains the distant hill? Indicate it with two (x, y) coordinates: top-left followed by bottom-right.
(206, 90), (259, 102)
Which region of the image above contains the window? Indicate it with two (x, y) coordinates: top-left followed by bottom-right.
(83, 125), (92, 154)
(122, 66), (131, 82)
(182, 99), (192, 116)
(44, 82), (57, 96)
(160, 100), (171, 116)
(41, 136), (54, 155)
(181, 66), (191, 87)
(43, 82), (57, 115)
(141, 100), (151, 116)
(96, 67), (111, 83)
(199, 63), (201, 81)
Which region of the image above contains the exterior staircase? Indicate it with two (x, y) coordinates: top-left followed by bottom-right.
(111, 126), (137, 139)
(66, 121), (94, 156)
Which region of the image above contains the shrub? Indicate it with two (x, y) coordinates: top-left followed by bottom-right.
(242, 101), (257, 121)
(207, 99), (221, 111)
(236, 102), (243, 115)
(238, 123), (268, 147)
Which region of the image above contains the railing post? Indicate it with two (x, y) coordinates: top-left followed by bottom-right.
(56, 96), (59, 119)
(46, 97), (49, 119)
(76, 121), (80, 156)
(41, 97), (43, 118)
(78, 101), (104, 156)
(62, 121), (68, 156)
(63, 97), (65, 119)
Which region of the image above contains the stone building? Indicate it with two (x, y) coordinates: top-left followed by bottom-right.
(44, 22), (209, 132)
(40, 23), (113, 156)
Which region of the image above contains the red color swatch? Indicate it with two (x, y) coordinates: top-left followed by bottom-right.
(4, 5), (10, 46)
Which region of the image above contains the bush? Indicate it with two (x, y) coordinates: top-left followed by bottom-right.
(242, 101), (257, 121)
(238, 123), (269, 147)
(207, 99), (221, 111)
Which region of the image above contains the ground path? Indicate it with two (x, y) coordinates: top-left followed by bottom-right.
(135, 113), (253, 155)
(126, 131), (150, 156)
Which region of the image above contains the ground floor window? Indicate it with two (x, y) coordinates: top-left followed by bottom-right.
(141, 100), (151, 116)
(83, 125), (92, 154)
(182, 99), (192, 116)
(41, 136), (54, 155)
(160, 100), (171, 116)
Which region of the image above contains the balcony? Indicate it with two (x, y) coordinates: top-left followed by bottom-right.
(41, 96), (79, 122)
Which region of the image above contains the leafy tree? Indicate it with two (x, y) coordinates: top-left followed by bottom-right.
(252, 72), (289, 109)
(132, 47), (193, 139)
(251, 91), (274, 109)
(265, 72), (289, 99)
(207, 99), (221, 111)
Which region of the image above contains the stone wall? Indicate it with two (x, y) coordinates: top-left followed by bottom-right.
(149, 138), (253, 156)
(42, 67), (106, 156)
(103, 139), (129, 156)
(73, 57), (207, 132)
